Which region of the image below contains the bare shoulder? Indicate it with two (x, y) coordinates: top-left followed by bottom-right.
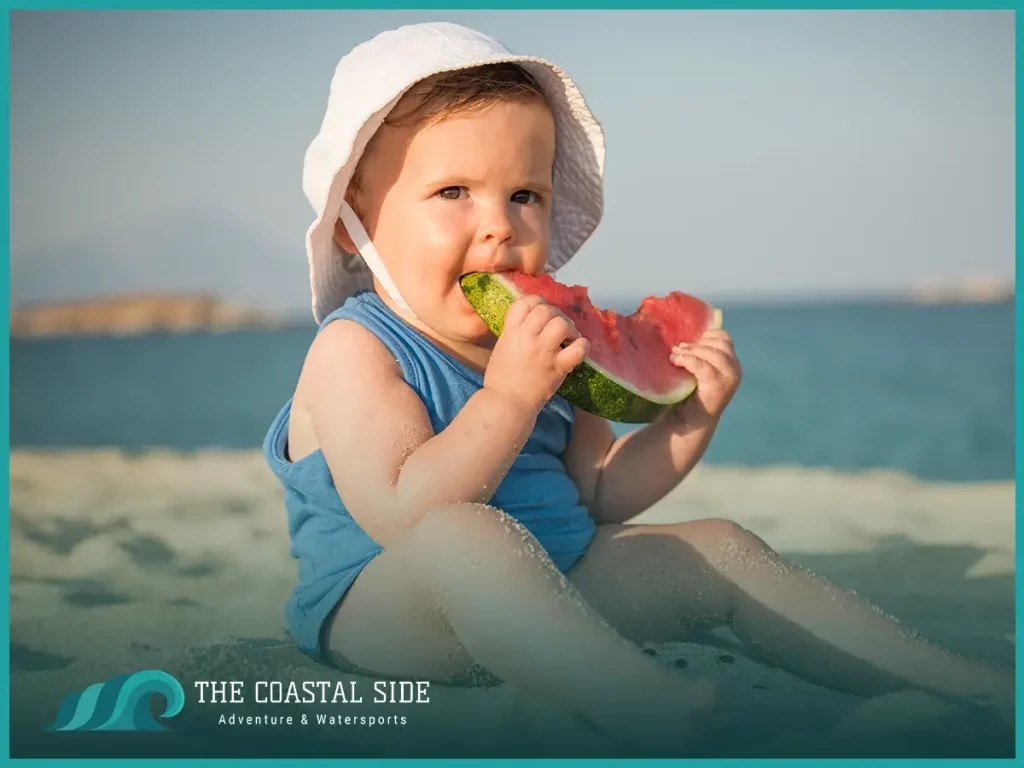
(300, 318), (403, 398)
(287, 320), (396, 461)
(292, 319), (419, 441)
(289, 319), (435, 532)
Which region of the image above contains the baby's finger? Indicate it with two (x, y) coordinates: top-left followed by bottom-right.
(540, 315), (576, 351)
(555, 337), (589, 374)
(521, 303), (560, 336)
(699, 329), (733, 343)
(504, 295), (546, 329)
(674, 341), (733, 361)
(562, 314), (581, 339)
(670, 349), (725, 383)
(674, 332), (733, 355)
(702, 331), (735, 353)
(672, 343), (731, 368)
(674, 345), (741, 384)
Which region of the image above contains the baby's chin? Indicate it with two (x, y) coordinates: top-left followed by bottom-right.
(449, 293), (497, 346)
(458, 314), (497, 347)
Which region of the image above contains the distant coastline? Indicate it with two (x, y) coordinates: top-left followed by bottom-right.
(899, 277), (1015, 306)
(10, 293), (288, 338)
(10, 278), (1013, 339)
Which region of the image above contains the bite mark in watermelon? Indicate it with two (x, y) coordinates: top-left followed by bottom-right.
(460, 271), (723, 423)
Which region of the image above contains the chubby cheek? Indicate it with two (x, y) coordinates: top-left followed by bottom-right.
(448, 283), (487, 326)
(419, 208), (469, 258)
(522, 252), (550, 278)
(438, 281), (491, 339)
(410, 253), (486, 330)
(397, 234), (459, 293)
(456, 309), (496, 344)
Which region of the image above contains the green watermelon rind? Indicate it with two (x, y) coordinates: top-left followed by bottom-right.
(460, 272), (723, 424)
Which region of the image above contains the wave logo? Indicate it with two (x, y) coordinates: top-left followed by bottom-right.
(46, 670), (185, 732)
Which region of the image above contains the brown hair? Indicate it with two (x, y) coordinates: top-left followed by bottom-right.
(348, 63), (550, 199)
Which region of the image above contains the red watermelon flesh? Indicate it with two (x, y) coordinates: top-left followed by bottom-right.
(500, 271), (721, 399)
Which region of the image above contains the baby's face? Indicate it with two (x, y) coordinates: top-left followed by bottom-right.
(347, 98), (556, 347)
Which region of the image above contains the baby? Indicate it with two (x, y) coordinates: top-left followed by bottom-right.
(265, 22), (1012, 753)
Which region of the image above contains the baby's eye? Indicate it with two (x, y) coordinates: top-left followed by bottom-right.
(511, 189), (542, 205)
(437, 186), (466, 201)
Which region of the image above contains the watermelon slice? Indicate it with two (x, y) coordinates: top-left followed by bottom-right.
(460, 271), (723, 423)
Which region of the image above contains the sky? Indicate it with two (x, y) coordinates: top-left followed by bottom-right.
(10, 10), (1015, 316)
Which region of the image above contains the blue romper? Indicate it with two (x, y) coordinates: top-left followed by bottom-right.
(263, 290), (597, 662)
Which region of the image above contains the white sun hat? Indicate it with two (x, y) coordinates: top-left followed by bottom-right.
(302, 21), (606, 323)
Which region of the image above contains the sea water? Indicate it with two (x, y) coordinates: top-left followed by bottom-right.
(11, 301), (1013, 482)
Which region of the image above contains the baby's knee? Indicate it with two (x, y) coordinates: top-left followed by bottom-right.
(414, 502), (532, 550)
(401, 503), (549, 582)
(684, 518), (773, 568)
(698, 517), (758, 542)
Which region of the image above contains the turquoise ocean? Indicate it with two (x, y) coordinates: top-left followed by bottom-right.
(11, 301), (1013, 482)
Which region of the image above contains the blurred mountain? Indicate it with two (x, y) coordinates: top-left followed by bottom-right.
(904, 276), (1015, 306)
(11, 207), (312, 319)
(11, 292), (285, 337)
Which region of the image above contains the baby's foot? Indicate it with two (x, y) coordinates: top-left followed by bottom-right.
(968, 688), (1014, 733)
(624, 676), (726, 757)
(960, 665), (1015, 732)
(835, 689), (1014, 757)
(835, 690), (955, 740)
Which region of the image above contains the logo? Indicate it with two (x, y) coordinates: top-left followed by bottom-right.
(46, 670), (185, 732)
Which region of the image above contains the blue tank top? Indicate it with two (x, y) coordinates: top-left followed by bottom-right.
(263, 290), (597, 660)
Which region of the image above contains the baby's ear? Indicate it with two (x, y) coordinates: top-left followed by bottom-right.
(332, 218), (357, 253)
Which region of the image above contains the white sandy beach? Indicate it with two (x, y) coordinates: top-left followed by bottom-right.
(9, 449), (1015, 757)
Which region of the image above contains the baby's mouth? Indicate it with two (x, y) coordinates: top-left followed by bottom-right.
(455, 278), (475, 309)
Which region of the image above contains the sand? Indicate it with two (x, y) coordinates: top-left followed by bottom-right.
(9, 449), (1015, 758)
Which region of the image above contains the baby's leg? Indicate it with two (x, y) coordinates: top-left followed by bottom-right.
(569, 521), (1013, 714)
(325, 503), (718, 752)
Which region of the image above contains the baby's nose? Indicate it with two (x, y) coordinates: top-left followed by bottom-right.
(479, 206), (515, 245)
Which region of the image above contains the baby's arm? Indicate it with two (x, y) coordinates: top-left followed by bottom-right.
(297, 297), (587, 548)
(296, 320), (535, 547)
(564, 329), (741, 524)
(563, 407), (719, 524)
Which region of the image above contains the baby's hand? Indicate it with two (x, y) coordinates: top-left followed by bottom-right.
(668, 329), (742, 421)
(484, 295), (589, 414)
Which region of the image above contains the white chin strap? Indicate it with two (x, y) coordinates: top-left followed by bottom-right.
(339, 201), (417, 318)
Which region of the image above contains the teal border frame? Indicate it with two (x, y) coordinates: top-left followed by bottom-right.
(0, 2), (1019, 10)
(3, 6), (12, 764)
(1, 5), (1018, 766)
